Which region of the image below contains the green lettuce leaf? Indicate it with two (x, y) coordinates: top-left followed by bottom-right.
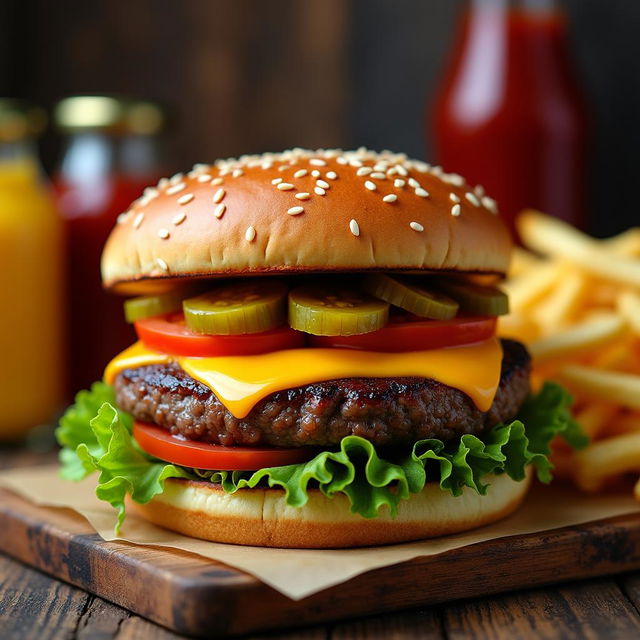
(56, 381), (585, 531)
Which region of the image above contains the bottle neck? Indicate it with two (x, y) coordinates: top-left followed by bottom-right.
(0, 139), (43, 184)
(470, 0), (558, 11)
(59, 132), (162, 184)
(0, 139), (38, 163)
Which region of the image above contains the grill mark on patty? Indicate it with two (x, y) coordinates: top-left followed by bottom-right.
(114, 339), (531, 447)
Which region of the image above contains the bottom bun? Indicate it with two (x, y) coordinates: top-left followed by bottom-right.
(131, 468), (532, 548)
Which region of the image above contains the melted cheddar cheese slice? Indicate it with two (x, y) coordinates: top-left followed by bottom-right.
(105, 338), (503, 419)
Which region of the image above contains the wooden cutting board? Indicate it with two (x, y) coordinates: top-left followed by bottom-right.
(0, 487), (639, 638)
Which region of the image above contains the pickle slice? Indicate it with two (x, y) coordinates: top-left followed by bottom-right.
(362, 274), (458, 320)
(183, 279), (288, 335)
(124, 285), (203, 323)
(434, 278), (509, 316)
(289, 285), (389, 336)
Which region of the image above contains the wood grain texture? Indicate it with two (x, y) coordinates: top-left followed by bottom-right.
(332, 609), (445, 640)
(443, 579), (640, 640)
(1, 486), (639, 637)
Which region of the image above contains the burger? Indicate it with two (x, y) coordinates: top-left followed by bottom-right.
(56, 148), (584, 548)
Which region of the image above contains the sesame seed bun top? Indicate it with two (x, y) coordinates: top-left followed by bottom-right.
(101, 148), (512, 293)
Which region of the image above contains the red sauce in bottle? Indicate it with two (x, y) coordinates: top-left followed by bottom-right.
(54, 97), (164, 394)
(432, 1), (588, 237)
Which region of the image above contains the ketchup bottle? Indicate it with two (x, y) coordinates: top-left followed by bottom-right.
(431, 0), (588, 237)
(54, 96), (165, 395)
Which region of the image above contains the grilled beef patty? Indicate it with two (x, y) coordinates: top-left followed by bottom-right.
(113, 339), (531, 448)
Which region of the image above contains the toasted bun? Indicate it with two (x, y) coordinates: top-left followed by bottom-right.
(102, 148), (511, 292)
(130, 469), (531, 548)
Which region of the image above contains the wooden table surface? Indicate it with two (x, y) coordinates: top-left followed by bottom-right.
(2, 447), (640, 640)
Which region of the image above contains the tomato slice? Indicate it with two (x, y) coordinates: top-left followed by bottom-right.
(134, 312), (305, 357)
(309, 316), (497, 351)
(133, 421), (315, 471)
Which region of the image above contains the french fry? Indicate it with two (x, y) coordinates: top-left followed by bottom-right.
(560, 365), (640, 410)
(508, 212), (640, 501)
(602, 227), (640, 257)
(518, 211), (640, 288)
(502, 261), (560, 312)
(574, 432), (640, 492)
(529, 314), (625, 363)
(617, 290), (640, 335)
(573, 402), (620, 439)
(532, 268), (589, 331)
(510, 247), (542, 278)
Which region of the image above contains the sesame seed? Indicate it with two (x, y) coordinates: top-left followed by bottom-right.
(133, 213), (144, 229)
(261, 162), (273, 170)
(310, 158), (326, 166)
(364, 180), (377, 191)
(232, 169), (244, 178)
(158, 228), (170, 239)
(214, 204), (226, 218)
(295, 192), (311, 200)
(211, 177), (224, 186)
(277, 183), (295, 191)
(278, 164), (290, 172)
(245, 226), (256, 242)
(382, 194), (398, 203)
(408, 178), (420, 189)
(172, 212), (187, 225)
(451, 204), (461, 217)
(349, 159), (363, 168)
(144, 186), (159, 199)
(197, 174), (213, 182)
(394, 179), (406, 188)
(158, 177), (169, 189)
(170, 172), (184, 184)
(465, 192), (480, 206)
(287, 206), (304, 216)
(326, 171), (338, 180)
(156, 257), (169, 271)
(349, 219), (360, 236)
(449, 193), (460, 203)
(294, 169), (308, 178)
(356, 167), (372, 176)
(314, 186), (326, 196)
(336, 157), (348, 165)
(117, 212), (130, 224)
(166, 183), (186, 195)
(213, 188), (226, 203)
(316, 179), (330, 189)
(482, 196), (498, 213)
(370, 172), (386, 180)
(311, 169), (321, 178)
(475, 184), (485, 197)
(415, 188), (430, 198)
(395, 165), (408, 176)
(410, 221), (424, 232)
(272, 177), (283, 185)
(177, 193), (194, 205)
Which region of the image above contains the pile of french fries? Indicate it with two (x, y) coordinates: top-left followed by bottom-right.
(499, 210), (640, 500)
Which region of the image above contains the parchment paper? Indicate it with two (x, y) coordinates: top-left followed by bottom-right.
(0, 465), (638, 600)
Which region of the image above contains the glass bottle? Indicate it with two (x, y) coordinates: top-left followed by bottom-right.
(0, 100), (64, 440)
(53, 96), (165, 395)
(431, 0), (588, 237)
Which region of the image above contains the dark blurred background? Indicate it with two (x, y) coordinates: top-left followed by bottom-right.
(1, 0), (639, 235)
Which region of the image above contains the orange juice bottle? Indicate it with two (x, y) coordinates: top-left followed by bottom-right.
(0, 100), (64, 440)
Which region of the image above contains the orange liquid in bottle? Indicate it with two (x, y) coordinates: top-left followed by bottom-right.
(432, 2), (588, 237)
(0, 158), (64, 438)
